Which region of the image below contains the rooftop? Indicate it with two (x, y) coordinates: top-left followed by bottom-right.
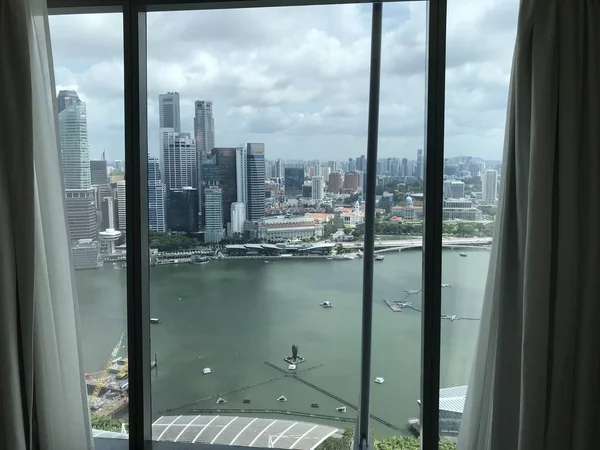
(93, 415), (339, 449)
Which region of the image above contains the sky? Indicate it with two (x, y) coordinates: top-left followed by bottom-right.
(49, 0), (518, 163)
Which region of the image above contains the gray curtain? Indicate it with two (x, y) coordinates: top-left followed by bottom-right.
(458, 1), (600, 449)
(0, 0), (93, 448)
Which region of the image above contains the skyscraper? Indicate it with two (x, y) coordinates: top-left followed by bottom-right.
(194, 101), (215, 157)
(311, 176), (324, 200)
(401, 158), (408, 177)
(275, 158), (285, 179)
(245, 143), (266, 221)
(148, 155), (166, 232)
(204, 186), (223, 243)
(416, 149), (423, 180)
(57, 90), (98, 244)
(230, 202), (246, 236)
(159, 92), (180, 132)
(284, 167), (303, 197)
(90, 160), (108, 185)
(117, 180), (126, 232)
(57, 89), (81, 114)
(169, 187), (199, 232)
(212, 148), (237, 229)
(59, 96), (91, 190)
(161, 130), (197, 190)
(328, 172), (342, 194)
(236, 145), (247, 205)
(483, 169), (499, 204)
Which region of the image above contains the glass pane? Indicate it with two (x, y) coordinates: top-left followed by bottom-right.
(145, 3), (423, 448)
(438, 0), (519, 447)
(49, 12), (129, 438)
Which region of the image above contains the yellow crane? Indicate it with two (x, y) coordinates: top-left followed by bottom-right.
(90, 332), (126, 401)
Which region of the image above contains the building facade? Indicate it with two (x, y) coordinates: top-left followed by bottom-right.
(246, 143), (266, 221)
(117, 180), (126, 232)
(416, 149), (423, 180)
(444, 180), (465, 199)
(71, 239), (101, 270)
(230, 202), (246, 236)
(483, 169), (498, 204)
(161, 130), (197, 191)
(204, 186), (223, 243)
(344, 171), (359, 191)
(168, 187), (199, 232)
(311, 175), (325, 200)
(194, 100), (215, 157)
(328, 172), (342, 193)
(213, 147), (237, 229)
(246, 216), (324, 242)
(284, 167), (303, 197)
(159, 92), (180, 132)
(148, 155), (166, 232)
(59, 98), (91, 190)
(90, 160), (108, 185)
(65, 190), (98, 242)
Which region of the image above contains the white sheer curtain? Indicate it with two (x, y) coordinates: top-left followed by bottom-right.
(458, 1), (600, 449)
(0, 0), (93, 448)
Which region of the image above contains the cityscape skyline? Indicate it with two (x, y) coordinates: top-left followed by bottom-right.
(49, 1), (518, 163)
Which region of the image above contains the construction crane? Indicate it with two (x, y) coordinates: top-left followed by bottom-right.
(90, 332), (126, 401)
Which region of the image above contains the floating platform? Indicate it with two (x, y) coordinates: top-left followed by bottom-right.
(284, 356), (306, 364)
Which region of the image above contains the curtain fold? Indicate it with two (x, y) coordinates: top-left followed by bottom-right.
(0, 0), (93, 448)
(458, 1), (600, 449)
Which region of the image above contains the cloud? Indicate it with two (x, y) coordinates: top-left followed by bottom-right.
(49, 0), (518, 162)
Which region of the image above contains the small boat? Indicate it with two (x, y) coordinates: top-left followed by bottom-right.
(264, 261), (271, 264)
(336, 406), (347, 413)
(326, 256), (334, 260)
(243, 399), (251, 404)
(288, 364), (297, 370)
(203, 367), (212, 374)
(320, 301), (333, 308)
(190, 255), (210, 265)
(216, 398), (227, 404)
(375, 377), (384, 384)
(441, 283), (451, 288)
(459, 253), (467, 257)
(375, 254), (384, 261)
(150, 360), (157, 369)
(311, 403), (319, 408)
(277, 395), (287, 402)
(150, 318), (160, 324)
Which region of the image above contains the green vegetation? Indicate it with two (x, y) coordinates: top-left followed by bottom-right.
(91, 414), (123, 432)
(316, 426), (457, 450)
(148, 232), (202, 251)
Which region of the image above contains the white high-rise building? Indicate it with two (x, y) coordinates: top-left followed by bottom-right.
(311, 175), (325, 200)
(230, 202), (246, 236)
(194, 100), (215, 157)
(416, 149), (423, 180)
(117, 180), (127, 232)
(159, 92), (180, 133)
(444, 180), (465, 199)
(160, 130), (197, 190)
(204, 186), (223, 243)
(483, 169), (499, 204)
(275, 158), (285, 178)
(148, 155), (166, 232)
(59, 98), (91, 190)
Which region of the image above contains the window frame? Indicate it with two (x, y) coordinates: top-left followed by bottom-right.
(47, 1), (447, 449)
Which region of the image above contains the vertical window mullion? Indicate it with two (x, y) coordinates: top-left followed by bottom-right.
(421, 0), (447, 449)
(124, 0), (151, 447)
(356, 3), (383, 449)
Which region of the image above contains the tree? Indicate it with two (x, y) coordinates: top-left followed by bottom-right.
(91, 414), (123, 432)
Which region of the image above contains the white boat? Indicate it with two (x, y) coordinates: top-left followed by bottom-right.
(150, 318), (160, 324)
(203, 367), (212, 374)
(264, 261), (271, 264)
(216, 398), (227, 404)
(277, 395), (287, 402)
(288, 364), (296, 370)
(375, 254), (384, 261)
(375, 377), (385, 384)
(320, 301), (333, 308)
(441, 283), (451, 288)
(336, 406), (347, 413)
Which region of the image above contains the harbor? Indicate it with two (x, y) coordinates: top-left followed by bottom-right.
(76, 248), (488, 436)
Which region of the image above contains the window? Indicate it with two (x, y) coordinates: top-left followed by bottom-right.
(45, 0), (514, 449)
(48, 11), (129, 438)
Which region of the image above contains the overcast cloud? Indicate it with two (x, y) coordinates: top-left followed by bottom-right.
(49, 0), (518, 163)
